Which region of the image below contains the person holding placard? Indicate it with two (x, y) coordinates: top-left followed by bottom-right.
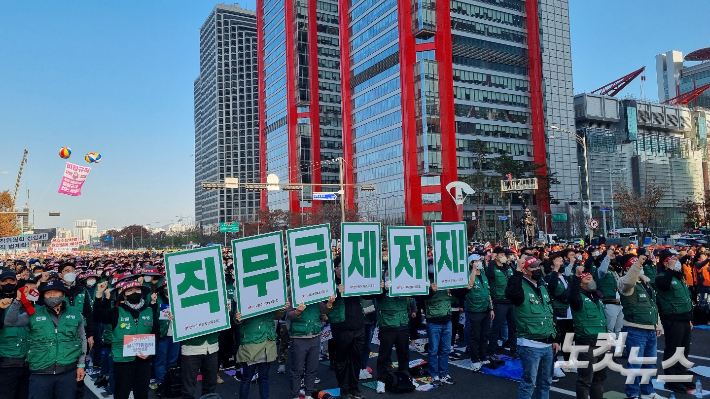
(463, 254), (493, 373)
(424, 262), (457, 386)
(234, 302), (288, 399)
(152, 280), (180, 391)
(93, 280), (159, 399)
(287, 295), (336, 399)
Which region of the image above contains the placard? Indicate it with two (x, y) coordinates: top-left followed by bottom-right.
(432, 222), (469, 289)
(231, 232), (288, 319)
(341, 223), (382, 296)
(58, 162), (91, 196)
(122, 334), (156, 357)
(387, 226), (429, 296)
(286, 224), (335, 305)
(164, 246), (231, 341)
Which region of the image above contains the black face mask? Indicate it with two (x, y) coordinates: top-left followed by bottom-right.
(1, 284), (16, 294)
(530, 269), (543, 281)
(126, 292), (143, 304)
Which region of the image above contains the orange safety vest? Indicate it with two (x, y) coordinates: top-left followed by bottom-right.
(683, 263), (696, 287)
(694, 262), (710, 287)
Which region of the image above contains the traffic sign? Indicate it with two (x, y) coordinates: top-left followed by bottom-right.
(589, 219), (600, 230)
(313, 192), (337, 201)
(498, 216), (508, 221)
(219, 222), (240, 233)
(599, 206), (611, 211)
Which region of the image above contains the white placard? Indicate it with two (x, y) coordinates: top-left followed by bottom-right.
(341, 223), (382, 297)
(387, 226), (429, 296)
(432, 222), (469, 289)
(286, 224), (335, 305)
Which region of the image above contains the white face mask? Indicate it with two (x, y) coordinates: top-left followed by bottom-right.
(475, 262), (483, 270)
(144, 276), (153, 283)
(577, 255), (583, 261)
(592, 251), (599, 257)
(673, 260), (682, 272)
(498, 256), (507, 264)
(86, 279), (97, 287)
(63, 272), (77, 283)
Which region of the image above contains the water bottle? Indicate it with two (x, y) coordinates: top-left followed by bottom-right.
(670, 394), (676, 399)
(696, 379), (703, 398)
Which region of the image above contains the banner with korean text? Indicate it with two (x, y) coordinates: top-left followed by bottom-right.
(0, 233), (48, 251)
(164, 246), (231, 341)
(341, 223), (382, 296)
(432, 222), (469, 289)
(387, 226), (428, 296)
(286, 224), (335, 305)
(231, 232), (288, 319)
(58, 162), (91, 196)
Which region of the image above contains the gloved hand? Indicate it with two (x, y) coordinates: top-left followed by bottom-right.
(363, 305), (376, 314)
(385, 281), (392, 289)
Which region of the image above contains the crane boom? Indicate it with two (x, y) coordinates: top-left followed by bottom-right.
(591, 66), (646, 97)
(662, 83), (710, 106)
(13, 149), (28, 202)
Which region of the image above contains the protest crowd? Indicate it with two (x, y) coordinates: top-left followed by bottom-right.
(0, 239), (707, 399)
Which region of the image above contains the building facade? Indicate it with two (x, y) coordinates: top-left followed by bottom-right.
(195, 4), (260, 229)
(257, 0), (344, 213)
(574, 93), (708, 233)
(657, 48), (710, 108)
(73, 219), (97, 242)
(256, 0), (578, 233)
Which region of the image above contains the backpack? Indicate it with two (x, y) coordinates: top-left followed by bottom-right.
(385, 371), (416, 393)
(158, 366), (183, 398)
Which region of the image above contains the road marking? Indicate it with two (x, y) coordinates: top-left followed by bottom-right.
(550, 386), (575, 396)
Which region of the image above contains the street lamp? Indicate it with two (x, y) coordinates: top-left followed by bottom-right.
(550, 125), (592, 238)
(593, 168), (627, 234)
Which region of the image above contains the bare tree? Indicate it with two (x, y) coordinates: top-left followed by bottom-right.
(613, 182), (666, 244)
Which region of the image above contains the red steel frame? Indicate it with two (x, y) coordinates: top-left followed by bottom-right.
(525, 0), (550, 219)
(338, 0), (355, 211)
(397, 0), (423, 226)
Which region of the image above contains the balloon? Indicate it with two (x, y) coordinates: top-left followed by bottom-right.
(93, 153), (102, 163)
(84, 152), (102, 163)
(59, 147), (71, 159)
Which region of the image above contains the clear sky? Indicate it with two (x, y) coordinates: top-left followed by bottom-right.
(0, 0), (707, 232)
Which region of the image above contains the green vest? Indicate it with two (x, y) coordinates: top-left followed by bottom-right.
(377, 296), (409, 329)
(111, 306), (154, 363)
(103, 324), (114, 345)
(491, 265), (512, 300)
(328, 297), (362, 324)
(289, 304), (322, 337)
(0, 321), (29, 359)
(550, 275), (570, 313)
(26, 305), (83, 371)
(182, 331), (219, 347)
(240, 312), (276, 345)
(571, 293), (607, 339)
(644, 264), (658, 289)
(156, 295), (170, 338)
(64, 289), (87, 318)
(620, 282), (659, 327)
(425, 290), (452, 319)
(514, 281), (556, 340)
(655, 272), (693, 316)
(595, 270), (618, 301)
(466, 274), (491, 313)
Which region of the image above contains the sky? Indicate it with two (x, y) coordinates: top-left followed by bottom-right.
(0, 0), (708, 232)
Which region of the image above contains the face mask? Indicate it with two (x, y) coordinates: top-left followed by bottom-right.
(144, 276), (153, 283)
(63, 272), (77, 283)
(593, 251), (599, 257)
(585, 280), (597, 291)
(530, 269), (543, 281)
(126, 292), (143, 305)
(1, 284), (16, 293)
(577, 255), (583, 261)
(476, 262), (483, 270)
(498, 257), (507, 264)
(673, 260), (682, 272)
(44, 296), (63, 308)
(86, 279), (97, 287)
(34, 273), (42, 277)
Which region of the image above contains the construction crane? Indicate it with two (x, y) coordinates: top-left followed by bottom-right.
(13, 149), (28, 202)
(662, 82), (710, 106)
(591, 66), (646, 97)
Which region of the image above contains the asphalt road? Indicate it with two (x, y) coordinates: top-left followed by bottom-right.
(86, 326), (710, 399)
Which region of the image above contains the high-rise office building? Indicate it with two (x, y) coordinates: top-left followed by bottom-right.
(340, 0), (579, 229)
(195, 4), (260, 229)
(257, 0), (344, 213)
(73, 219), (97, 241)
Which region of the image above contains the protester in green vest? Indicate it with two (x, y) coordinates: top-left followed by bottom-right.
(0, 270), (30, 399)
(464, 254), (493, 372)
(424, 262), (457, 386)
(219, 263), (238, 375)
(152, 280), (180, 392)
(287, 293), (335, 399)
(569, 266), (607, 399)
(373, 269), (417, 393)
(593, 249), (623, 338)
(4, 279), (87, 399)
(505, 256), (557, 399)
(93, 279), (158, 399)
(543, 251), (572, 381)
(618, 253), (663, 399)
(486, 246), (518, 359)
(655, 250), (695, 394)
(234, 301), (288, 399)
(57, 263), (95, 352)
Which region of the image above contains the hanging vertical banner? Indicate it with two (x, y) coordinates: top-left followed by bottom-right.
(164, 246), (231, 342)
(387, 226), (428, 297)
(231, 232), (288, 319)
(57, 162), (91, 196)
(341, 223), (382, 296)
(286, 224), (335, 305)
(432, 222), (469, 289)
